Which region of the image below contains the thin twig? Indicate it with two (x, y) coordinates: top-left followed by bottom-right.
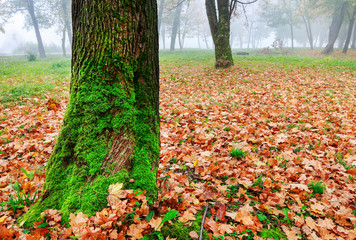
(93, 188), (104, 209)
(199, 203), (209, 240)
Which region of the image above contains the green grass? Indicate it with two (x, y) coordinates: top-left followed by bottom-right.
(1, 49), (355, 106)
(0, 55), (71, 106)
(308, 181), (326, 194)
(230, 147), (247, 159)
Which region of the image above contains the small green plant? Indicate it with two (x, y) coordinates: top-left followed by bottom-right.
(158, 210), (180, 229)
(253, 176), (264, 189)
(20, 168), (35, 180)
(5, 181), (38, 213)
(27, 52), (37, 61)
(259, 227), (287, 240)
(308, 181), (326, 194)
(231, 147), (247, 159)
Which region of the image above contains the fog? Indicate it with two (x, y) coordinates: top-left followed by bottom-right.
(0, 0), (355, 56)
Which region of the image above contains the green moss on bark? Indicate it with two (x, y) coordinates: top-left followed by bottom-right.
(19, 0), (159, 226)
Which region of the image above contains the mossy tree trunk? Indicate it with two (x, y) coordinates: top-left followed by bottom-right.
(20, 0), (159, 225)
(205, 0), (233, 68)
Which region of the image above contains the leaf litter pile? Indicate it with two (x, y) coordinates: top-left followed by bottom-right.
(0, 58), (356, 239)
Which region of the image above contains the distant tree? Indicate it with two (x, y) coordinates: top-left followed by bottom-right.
(8, 0), (53, 58)
(260, 0), (298, 49)
(322, 1), (348, 54)
(342, 4), (356, 53)
(20, 0), (160, 225)
(48, 0), (72, 56)
(170, 1), (184, 51)
(295, 0), (321, 50)
(0, 0), (11, 34)
(352, 24), (356, 49)
(205, 0), (257, 68)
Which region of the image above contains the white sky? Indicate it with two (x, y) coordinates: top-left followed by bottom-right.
(0, 13), (61, 54)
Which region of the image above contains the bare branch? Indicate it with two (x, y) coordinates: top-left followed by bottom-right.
(233, 0), (257, 5)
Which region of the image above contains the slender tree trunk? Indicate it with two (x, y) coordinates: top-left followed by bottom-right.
(27, 0), (46, 58)
(343, 5), (356, 53)
(197, 25), (201, 49)
(351, 24), (356, 49)
(302, 14), (313, 50)
(206, 0), (233, 68)
(322, 1), (348, 54)
(162, 24), (166, 49)
(20, 0), (159, 225)
(289, 16), (294, 49)
(170, 2), (183, 51)
(158, 0), (165, 32)
(61, 28), (66, 57)
(62, 0), (72, 49)
(203, 32), (209, 49)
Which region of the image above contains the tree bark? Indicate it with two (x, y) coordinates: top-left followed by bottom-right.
(205, 0), (233, 68)
(322, 1), (348, 54)
(343, 5), (356, 53)
(27, 0), (46, 58)
(20, 0), (159, 225)
(170, 2), (183, 51)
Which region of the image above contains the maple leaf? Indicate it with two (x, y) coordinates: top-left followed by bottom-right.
(127, 222), (148, 240)
(149, 217), (163, 231)
(281, 225), (301, 240)
(178, 208), (196, 223)
(215, 202), (226, 222)
(69, 212), (89, 236)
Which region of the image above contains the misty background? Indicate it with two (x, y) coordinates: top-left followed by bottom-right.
(0, 0), (355, 56)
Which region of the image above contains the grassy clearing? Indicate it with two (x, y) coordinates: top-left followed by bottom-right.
(0, 56), (70, 106)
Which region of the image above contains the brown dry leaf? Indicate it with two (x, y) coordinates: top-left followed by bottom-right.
(281, 225), (301, 240)
(178, 208), (196, 223)
(69, 212), (89, 236)
(305, 216), (317, 231)
(127, 222), (149, 240)
(189, 231), (199, 239)
(149, 217), (163, 231)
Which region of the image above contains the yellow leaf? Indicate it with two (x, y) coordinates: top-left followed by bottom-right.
(0, 215), (8, 225)
(193, 160), (198, 167)
(108, 182), (123, 195)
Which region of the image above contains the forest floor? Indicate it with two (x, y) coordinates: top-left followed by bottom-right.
(0, 50), (356, 239)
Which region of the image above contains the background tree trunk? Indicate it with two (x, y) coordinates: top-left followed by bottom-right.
(61, 28), (66, 57)
(206, 0), (233, 68)
(322, 1), (348, 54)
(302, 15), (313, 50)
(170, 2), (183, 51)
(20, 0), (159, 225)
(352, 24), (356, 49)
(343, 5), (356, 53)
(27, 0), (46, 58)
(158, 0), (165, 32)
(62, 0), (72, 48)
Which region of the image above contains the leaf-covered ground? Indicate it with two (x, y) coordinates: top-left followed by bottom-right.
(0, 51), (356, 239)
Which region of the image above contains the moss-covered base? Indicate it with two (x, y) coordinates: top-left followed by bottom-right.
(19, 0), (160, 227)
(18, 171), (129, 226)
